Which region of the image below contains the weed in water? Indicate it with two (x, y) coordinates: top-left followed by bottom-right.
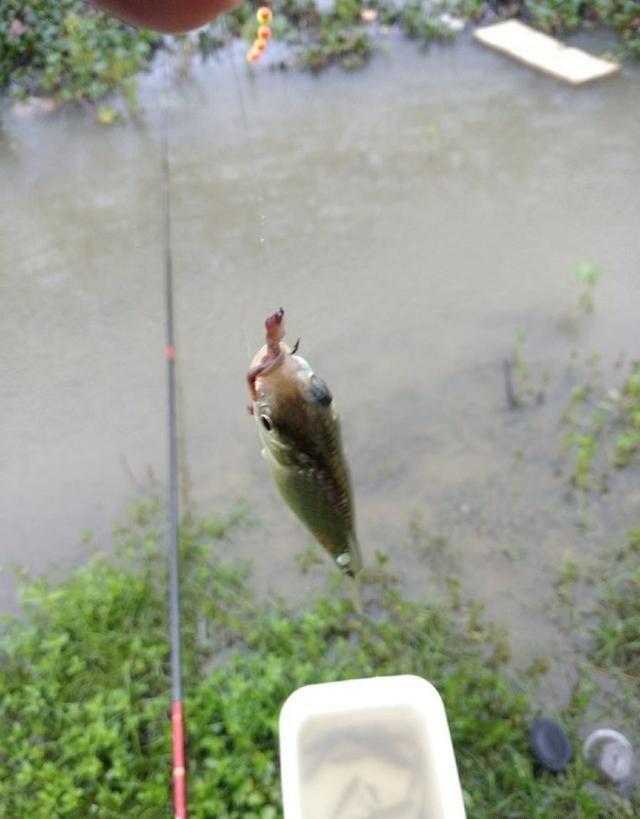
(504, 328), (548, 409)
(589, 530), (640, 681)
(574, 260), (603, 313)
(299, 19), (374, 71)
(560, 358), (640, 492)
(554, 552), (581, 603)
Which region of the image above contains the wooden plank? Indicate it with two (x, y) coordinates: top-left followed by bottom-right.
(474, 20), (620, 85)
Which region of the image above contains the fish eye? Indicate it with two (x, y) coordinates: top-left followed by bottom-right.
(260, 414), (273, 432)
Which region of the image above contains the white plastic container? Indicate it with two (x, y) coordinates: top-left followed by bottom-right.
(279, 675), (466, 819)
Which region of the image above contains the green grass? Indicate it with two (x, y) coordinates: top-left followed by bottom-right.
(0, 0), (159, 103)
(552, 529), (639, 780)
(590, 529), (640, 680)
(1, 500), (638, 817)
(523, 0), (640, 56)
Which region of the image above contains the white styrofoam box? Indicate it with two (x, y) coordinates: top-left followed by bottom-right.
(279, 675), (466, 819)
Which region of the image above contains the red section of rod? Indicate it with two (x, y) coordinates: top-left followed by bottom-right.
(171, 701), (188, 819)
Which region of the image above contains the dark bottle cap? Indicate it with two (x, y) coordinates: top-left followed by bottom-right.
(529, 718), (572, 773)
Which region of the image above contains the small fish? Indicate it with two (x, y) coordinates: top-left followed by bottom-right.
(247, 308), (362, 577)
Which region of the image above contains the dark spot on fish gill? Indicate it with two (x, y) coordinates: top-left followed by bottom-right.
(307, 374), (333, 407)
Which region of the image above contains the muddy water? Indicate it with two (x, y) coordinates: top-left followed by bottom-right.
(299, 707), (430, 818)
(2, 35), (639, 697)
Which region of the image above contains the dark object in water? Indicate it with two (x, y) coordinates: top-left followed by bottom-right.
(502, 357), (522, 409)
(529, 718), (572, 773)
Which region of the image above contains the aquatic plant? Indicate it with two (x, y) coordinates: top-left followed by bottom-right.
(402, 0), (465, 44)
(523, 0), (640, 56)
(299, 22), (374, 70)
(1, 500), (638, 817)
(574, 260), (603, 312)
(560, 358), (640, 491)
(503, 328), (549, 409)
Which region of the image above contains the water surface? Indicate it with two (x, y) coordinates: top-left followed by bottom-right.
(2, 35), (639, 699)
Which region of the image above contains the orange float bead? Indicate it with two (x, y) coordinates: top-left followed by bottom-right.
(254, 38), (267, 52)
(246, 48), (260, 62)
(258, 25), (272, 40)
(256, 6), (273, 24)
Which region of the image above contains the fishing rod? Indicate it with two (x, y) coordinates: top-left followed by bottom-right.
(161, 107), (188, 819)
(157, 18), (274, 815)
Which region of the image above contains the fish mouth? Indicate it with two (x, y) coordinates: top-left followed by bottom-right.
(247, 343), (288, 401)
(247, 308), (289, 401)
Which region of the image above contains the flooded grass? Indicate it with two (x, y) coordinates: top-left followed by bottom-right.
(559, 356), (640, 492)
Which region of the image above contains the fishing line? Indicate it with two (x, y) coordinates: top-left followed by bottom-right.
(160, 93), (188, 819)
(222, 16), (277, 281)
(223, 28), (368, 610)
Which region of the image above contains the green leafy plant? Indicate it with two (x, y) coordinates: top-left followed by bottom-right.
(0, 0), (159, 105)
(561, 359), (640, 491)
(574, 261), (603, 312)
(402, 0), (458, 44)
(612, 361), (640, 467)
(1, 502), (638, 817)
(590, 530), (640, 680)
(299, 18), (374, 70)
(552, 530), (640, 747)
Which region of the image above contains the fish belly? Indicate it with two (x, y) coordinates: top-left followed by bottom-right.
(267, 454), (362, 576)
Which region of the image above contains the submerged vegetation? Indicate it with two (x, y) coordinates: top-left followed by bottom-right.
(0, 501), (638, 817)
(1, 0), (639, 112)
(574, 260), (604, 313)
(561, 357), (640, 492)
